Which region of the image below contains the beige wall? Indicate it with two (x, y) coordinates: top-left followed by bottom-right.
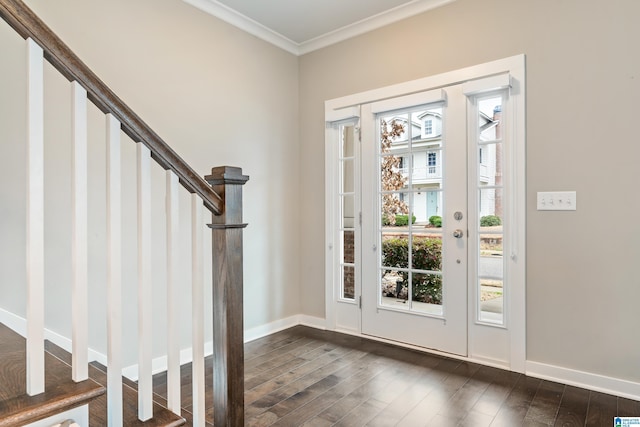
(0, 0), (300, 365)
(299, 0), (640, 382)
(1, 0), (639, 385)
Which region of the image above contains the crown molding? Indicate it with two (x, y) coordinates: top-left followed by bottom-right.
(184, 0), (456, 56)
(183, 0), (300, 55)
(298, 0), (455, 55)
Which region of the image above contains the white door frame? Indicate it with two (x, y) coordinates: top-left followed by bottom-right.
(325, 54), (526, 372)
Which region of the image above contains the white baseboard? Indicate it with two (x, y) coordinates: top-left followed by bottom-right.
(244, 315), (300, 342)
(244, 314), (326, 343)
(123, 341), (215, 381)
(0, 308), (27, 336)
(526, 360), (640, 401)
(0, 308), (107, 367)
(298, 315), (327, 330)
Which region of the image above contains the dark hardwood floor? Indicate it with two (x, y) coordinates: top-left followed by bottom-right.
(152, 326), (640, 426)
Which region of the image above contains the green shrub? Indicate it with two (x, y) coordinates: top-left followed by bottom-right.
(383, 214), (416, 226)
(480, 215), (502, 227)
(381, 237), (442, 304)
(428, 215), (442, 227)
(394, 214), (416, 226)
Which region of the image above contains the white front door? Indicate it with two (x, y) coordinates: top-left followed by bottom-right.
(360, 85), (468, 356)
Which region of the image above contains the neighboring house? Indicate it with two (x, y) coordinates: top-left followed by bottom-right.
(386, 105), (502, 222)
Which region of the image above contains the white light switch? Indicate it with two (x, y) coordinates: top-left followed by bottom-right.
(537, 191), (576, 211)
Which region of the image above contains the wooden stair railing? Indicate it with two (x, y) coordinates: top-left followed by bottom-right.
(0, 0), (247, 426)
(0, 0), (222, 214)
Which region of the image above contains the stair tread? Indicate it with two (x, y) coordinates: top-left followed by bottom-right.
(45, 339), (185, 426)
(0, 323), (105, 427)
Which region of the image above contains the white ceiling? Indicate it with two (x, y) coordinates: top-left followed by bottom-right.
(183, 0), (455, 55)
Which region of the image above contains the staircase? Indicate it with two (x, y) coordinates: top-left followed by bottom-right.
(0, 323), (103, 427)
(42, 335), (185, 426)
(0, 0), (246, 425)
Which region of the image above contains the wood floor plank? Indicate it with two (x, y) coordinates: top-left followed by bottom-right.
(524, 380), (565, 425)
(245, 337), (316, 371)
(246, 347), (366, 419)
(271, 353), (407, 426)
(245, 329), (304, 359)
(245, 348), (363, 404)
(245, 355), (316, 391)
(333, 398), (387, 427)
(369, 374), (435, 425)
(468, 366), (520, 419)
(459, 410), (495, 427)
(252, 349), (371, 423)
(434, 373), (491, 424)
(585, 391), (618, 426)
(245, 346), (360, 407)
(302, 418), (333, 427)
(553, 385), (589, 427)
(490, 375), (541, 426)
(314, 360), (405, 424)
(395, 359), (476, 426)
(618, 396), (640, 417)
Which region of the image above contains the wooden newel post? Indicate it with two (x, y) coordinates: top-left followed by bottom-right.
(205, 166), (249, 426)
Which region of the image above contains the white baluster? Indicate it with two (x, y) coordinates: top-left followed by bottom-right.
(166, 171), (181, 414)
(137, 143), (153, 421)
(71, 81), (88, 382)
(191, 194), (205, 426)
(106, 114), (123, 427)
(26, 37), (44, 396)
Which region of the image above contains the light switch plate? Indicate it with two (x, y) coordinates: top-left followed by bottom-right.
(537, 191), (576, 211)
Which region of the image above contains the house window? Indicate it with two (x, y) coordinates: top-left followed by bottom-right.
(479, 147), (483, 164)
(424, 119), (433, 136)
(428, 151), (437, 174)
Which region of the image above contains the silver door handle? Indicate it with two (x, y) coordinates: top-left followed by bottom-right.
(453, 229), (464, 238)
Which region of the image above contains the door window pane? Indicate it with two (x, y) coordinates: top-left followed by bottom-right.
(343, 230), (355, 264)
(475, 94), (505, 325)
(342, 158), (355, 193)
(381, 232), (409, 268)
(380, 114), (408, 151)
(342, 265), (355, 300)
(380, 269), (408, 309)
(338, 124), (357, 301)
(342, 125), (355, 157)
(479, 278), (503, 323)
(411, 233), (442, 272)
(378, 106), (444, 316)
(478, 143), (502, 188)
(416, 189), (443, 226)
(342, 194), (355, 228)
(479, 96), (503, 142)
(412, 272), (443, 314)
